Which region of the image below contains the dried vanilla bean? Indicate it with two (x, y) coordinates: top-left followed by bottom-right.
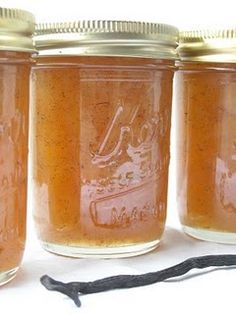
(40, 254), (236, 307)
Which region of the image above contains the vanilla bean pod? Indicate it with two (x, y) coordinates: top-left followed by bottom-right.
(40, 254), (236, 307)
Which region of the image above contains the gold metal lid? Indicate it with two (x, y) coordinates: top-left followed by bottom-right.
(178, 29), (236, 62)
(0, 7), (35, 52)
(34, 20), (178, 59)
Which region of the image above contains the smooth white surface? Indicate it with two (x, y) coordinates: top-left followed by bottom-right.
(0, 0), (236, 28)
(2, 212), (236, 314)
(1, 1), (236, 313)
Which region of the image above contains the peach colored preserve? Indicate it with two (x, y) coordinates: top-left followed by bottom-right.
(0, 52), (30, 272)
(176, 62), (236, 232)
(31, 57), (174, 249)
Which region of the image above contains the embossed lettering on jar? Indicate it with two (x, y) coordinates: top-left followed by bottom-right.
(0, 8), (35, 285)
(176, 29), (236, 243)
(31, 21), (178, 257)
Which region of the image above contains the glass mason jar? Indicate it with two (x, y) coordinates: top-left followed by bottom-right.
(31, 21), (178, 257)
(0, 8), (35, 285)
(176, 29), (236, 243)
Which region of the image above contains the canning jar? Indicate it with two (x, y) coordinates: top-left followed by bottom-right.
(0, 8), (35, 285)
(31, 21), (178, 257)
(176, 29), (236, 243)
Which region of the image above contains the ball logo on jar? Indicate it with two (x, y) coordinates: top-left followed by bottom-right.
(83, 101), (169, 228)
(0, 111), (25, 199)
(0, 111), (24, 144)
(217, 142), (236, 213)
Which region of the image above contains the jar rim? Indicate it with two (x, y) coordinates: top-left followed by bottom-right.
(34, 20), (178, 59)
(0, 7), (35, 52)
(178, 28), (236, 62)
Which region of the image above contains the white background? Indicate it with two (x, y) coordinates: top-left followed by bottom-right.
(1, 1), (236, 313)
(1, 0), (236, 28)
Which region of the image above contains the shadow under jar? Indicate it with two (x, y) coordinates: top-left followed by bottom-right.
(31, 21), (178, 258)
(176, 29), (236, 243)
(0, 8), (35, 285)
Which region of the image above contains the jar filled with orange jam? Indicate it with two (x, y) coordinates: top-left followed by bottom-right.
(0, 8), (35, 285)
(31, 21), (178, 257)
(176, 29), (236, 243)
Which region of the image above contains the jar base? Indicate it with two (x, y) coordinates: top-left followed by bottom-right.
(183, 225), (236, 244)
(0, 267), (18, 286)
(40, 239), (160, 258)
